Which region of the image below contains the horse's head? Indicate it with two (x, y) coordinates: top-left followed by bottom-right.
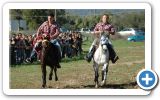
(100, 34), (109, 51)
(42, 39), (50, 48)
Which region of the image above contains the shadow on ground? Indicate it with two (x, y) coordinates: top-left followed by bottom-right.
(82, 81), (137, 89)
(60, 81), (137, 89)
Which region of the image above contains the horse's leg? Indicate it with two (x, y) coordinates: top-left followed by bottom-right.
(41, 64), (47, 88)
(49, 67), (53, 80)
(101, 63), (109, 86)
(54, 66), (58, 81)
(93, 61), (99, 88)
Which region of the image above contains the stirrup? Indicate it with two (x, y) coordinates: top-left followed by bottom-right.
(84, 56), (90, 62)
(26, 58), (33, 63)
(84, 54), (92, 63)
(57, 63), (61, 68)
(112, 56), (119, 63)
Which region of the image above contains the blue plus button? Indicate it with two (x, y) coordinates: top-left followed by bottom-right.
(137, 69), (158, 90)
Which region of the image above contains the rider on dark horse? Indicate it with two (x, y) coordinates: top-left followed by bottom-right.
(85, 14), (119, 63)
(26, 14), (62, 68)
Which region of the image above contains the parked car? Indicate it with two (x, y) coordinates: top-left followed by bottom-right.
(118, 28), (141, 36)
(79, 28), (91, 33)
(60, 27), (69, 33)
(127, 31), (145, 42)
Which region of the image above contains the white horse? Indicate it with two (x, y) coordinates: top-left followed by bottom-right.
(93, 34), (110, 88)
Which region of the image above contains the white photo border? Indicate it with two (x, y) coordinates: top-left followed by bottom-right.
(3, 2), (151, 95)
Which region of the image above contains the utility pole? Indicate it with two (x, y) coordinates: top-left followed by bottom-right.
(94, 9), (96, 17)
(54, 9), (57, 21)
(17, 16), (21, 31)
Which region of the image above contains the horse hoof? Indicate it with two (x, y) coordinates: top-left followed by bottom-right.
(42, 85), (46, 88)
(101, 80), (106, 86)
(95, 85), (98, 88)
(95, 84), (98, 88)
(55, 78), (58, 81)
(48, 86), (52, 88)
(49, 77), (52, 80)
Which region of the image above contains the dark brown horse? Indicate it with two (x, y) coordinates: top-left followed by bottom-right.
(41, 39), (61, 88)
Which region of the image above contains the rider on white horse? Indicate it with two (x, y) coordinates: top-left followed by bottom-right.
(85, 14), (119, 63)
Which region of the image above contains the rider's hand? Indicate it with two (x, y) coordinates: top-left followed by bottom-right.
(99, 30), (104, 34)
(104, 31), (110, 35)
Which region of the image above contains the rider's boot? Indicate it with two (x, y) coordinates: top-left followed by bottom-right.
(85, 45), (96, 62)
(107, 44), (119, 63)
(56, 63), (61, 68)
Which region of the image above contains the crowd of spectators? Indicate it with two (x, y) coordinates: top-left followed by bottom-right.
(58, 32), (83, 58)
(10, 31), (83, 65)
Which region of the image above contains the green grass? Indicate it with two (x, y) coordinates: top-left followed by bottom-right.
(10, 39), (144, 89)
